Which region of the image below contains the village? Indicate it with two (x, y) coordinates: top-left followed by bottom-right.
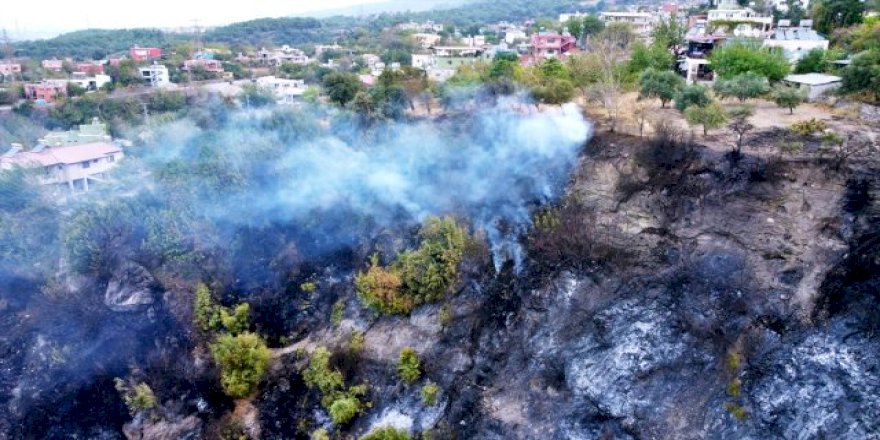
(0, 0), (876, 195)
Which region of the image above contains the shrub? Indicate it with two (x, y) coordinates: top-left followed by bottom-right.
(639, 69), (684, 108)
(724, 402), (749, 421)
(303, 347), (345, 395)
(311, 428), (331, 440)
(789, 118), (828, 136)
(771, 85), (805, 114)
(219, 303), (250, 335)
(114, 379), (157, 415)
(397, 348), (421, 384)
(708, 40), (789, 81)
(329, 396), (362, 425)
(300, 281), (317, 293)
(359, 427), (411, 440)
(684, 102), (728, 135)
(356, 217), (469, 315)
(841, 50), (880, 101)
(210, 332), (271, 398)
(713, 72), (769, 102)
(331, 299), (345, 327)
(674, 84), (711, 112)
(794, 48), (828, 74)
(421, 381), (440, 406)
(780, 141), (804, 155)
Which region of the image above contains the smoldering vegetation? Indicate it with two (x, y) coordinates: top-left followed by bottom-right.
(0, 97), (591, 436)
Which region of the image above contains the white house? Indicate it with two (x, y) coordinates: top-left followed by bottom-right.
(411, 54), (435, 70)
(504, 28), (528, 44)
(763, 20), (828, 62)
(599, 12), (656, 36)
(783, 73), (842, 101)
(412, 33), (442, 49)
(559, 12), (591, 23)
(139, 64), (171, 88)
(254, 76), (307, 104)
(0, 142), (124, 192)
(67, 73), (112, 91)
(708, 0), (773, 37)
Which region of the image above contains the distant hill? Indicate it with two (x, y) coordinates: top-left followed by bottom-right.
(302, 0), (472, 17)
(9, 0), (601, 60)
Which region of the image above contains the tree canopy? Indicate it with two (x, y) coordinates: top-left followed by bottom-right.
(709, 40), (790, 81)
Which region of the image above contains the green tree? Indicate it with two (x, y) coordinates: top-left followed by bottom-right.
(653, 15), (685, 51)
(329, 396), (362, 425)
(566, 18), (584, 40)
(489, 52), (522, 80)
(639, 69), (684, 108)
(397, 347), (421, 384)
(627, 42), (674, 80)
(842, 49), (880, 101)
(714, 72), (770, 102)
(674, 84), (712, 112)
(359, 427), (411, 440)
(421, 382), (440, 406)
(114, 379), (157, 415)
(210, 332), (271, 398)
(532, 78), (576, 105)
(728, 105), (756, 154)
(194, 282), (220, 331)
(322, 72), (362, 106)
(794, 48), (828, 73)
(67, 82), (87, 97)
(771, 85), (805, 113)
(709, 40), (790, 81)
(684, 102), (729, 135)
(581, 15), (605, 37)
(239, 84), (276, 108)
(812, 0), (865, 35)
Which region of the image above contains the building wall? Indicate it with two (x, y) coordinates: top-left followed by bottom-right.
(41, 151), (124, 190)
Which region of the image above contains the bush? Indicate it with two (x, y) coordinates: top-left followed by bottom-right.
(674, 84), (711, 112)
(841, 49), (880, 101)
(312, 428), (330, 440)
(713, 72), (769, 102)
(303, 347), (344, 395)
(329, 395), (362, 425)
(114, 379), (157, 415)
(331, 299), (345, 327)
(356, 217), (469, 315)
(397, 347), (421, 384)
(210, 332), (271, 398)
(709, 40), (789, 81)
(684, 102), (728, 135)
(639, 69), (684, 108)
(194, 282), (220, 331)
(219, 303), (250, 335)
(360, 427), (411, 440)
(771, 85), (805, 114)
(421, 381), (440, 406)
(789, 118), (828, 136)
(794, 48), (828, 73)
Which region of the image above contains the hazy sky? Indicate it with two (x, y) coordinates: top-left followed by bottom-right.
(1, 0), (385, 38)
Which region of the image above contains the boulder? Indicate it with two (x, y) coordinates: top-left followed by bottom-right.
(104, 262), (156, 312)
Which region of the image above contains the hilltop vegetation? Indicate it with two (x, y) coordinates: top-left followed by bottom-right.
(13, 28), (173, 59)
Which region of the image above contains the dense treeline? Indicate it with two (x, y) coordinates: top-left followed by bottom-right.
(13, 29), (175, 59)
(368, 0), (598, 30)
(202, 17), (340, 47)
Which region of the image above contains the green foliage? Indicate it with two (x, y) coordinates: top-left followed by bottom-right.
(397, 347), (421, 384)
(220, 303), (251, 335)
(421, 381), (440, 406)
(356, 217), (468, 315)
(210, 332), (271, 398)
(652, 15), (685, 50)
(301, 281), (317, 293)
(713, 72), (770, 102)
(240, 84), (276, 108)
(709, 40), (790, 81)
(114, 379), (158, 415)
(106, 60), (144, 88)
(581, 15), (605, 37)
(311, 428), (331, 440)
(812, 0), (864, 35)
(724, 402), (749, 421)
(780, 141), (805, 155)
(727, 378), (743, 397)
(531, 78), (576, 105)
(684, 102), (729, 135)
(771, 85), (805, 114)
(203, 17), (328, 46)
(323, 72), (363, 106)
(489, 52), (522, 80)
(842, 50), (880, 101)
(15, 28), (170, 59)
(627, 42), (674, 81)
(331, 299), (345, 327)
(674, 85), (711, 112)
(67, 83), (87, 97)
(303, 347), (345, 395)
(794, 48), (829, 74)
(789, 118), (829, 136)
(728, 105), (756, 153)
(639, 69), (684, 108)
(194, 282), (221, 331)
(148, 90), (187, 113)
(329, 395), (362, 425)
(359, 426), (411, 440)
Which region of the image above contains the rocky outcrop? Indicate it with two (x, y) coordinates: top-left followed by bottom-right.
(123, 414), (202, 440)
(105, 262), (156, 312)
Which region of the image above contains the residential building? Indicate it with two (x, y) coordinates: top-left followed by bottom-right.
(258, 45), (310, 66)
(504, 28), (528, 44)
(660, 3), (681, 19)
(763, 20), (828, 62)
(528, 32), (578, 62)
(42, 59), (64, 71)
(24, 81), (67, 102)
(67, 73), (112, 91)
(707, 0), (773, 37)
(420, 46), (493, 82)
(412, 54), (435, 70)
(130, 46), (163, 62)
(75, 62), (105, 75)
(0, 141), (124, 192)
(600, 12), (657, 36)
(254, 76), (307, 104)
(783, 73), (841, 101)
(0, 63), (22, 77)
(184, 59), (224, 73)
(315, 44), (344, 57)
(462, 35), (486, 47)
(139, 64), (171, 87)
(41, 118), (111, 147)
(396, 21), (444, 33)
(412, 33), (442, 49)
(559, 12), (591, 23)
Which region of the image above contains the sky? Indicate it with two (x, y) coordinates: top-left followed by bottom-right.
(0, 0), (386, 39)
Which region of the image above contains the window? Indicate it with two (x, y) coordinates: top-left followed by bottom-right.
(82, 161), (91, 169)
(108, 156), (115, 163)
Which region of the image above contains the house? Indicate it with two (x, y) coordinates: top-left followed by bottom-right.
(412, 33), (442, 49)
(130, 46), (162, 62)
(763, 20), (828, 62)
(0, 63), (22, 77)
(412, 54), (435, 70)
(462, 35), (486, 47)
(679, 35), (727, 84)
(254, 76), (307, 104)
(422, 46), (492, 82)
(24, 81), (67, 102)
(67, 73), (112, 91)
(559, 12), (591, 23)
(258, 45), (310, 66)
(184, 59), (224, 73)
(41, 118), (111, 147)
(504, 28), (528, 44)
(528, 32), (578, 62)
(707, 0), (773, 37)
(42, 59), (64, 71)
(75, 62), (105, 75)
(599, 12), (656, 36)
(0, 141), (124, 192)
(783, 73), (841, 101)
(139, 64), (171, 87)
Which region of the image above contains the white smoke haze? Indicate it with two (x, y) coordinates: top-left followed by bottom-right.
(111, 99), (592, 274)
